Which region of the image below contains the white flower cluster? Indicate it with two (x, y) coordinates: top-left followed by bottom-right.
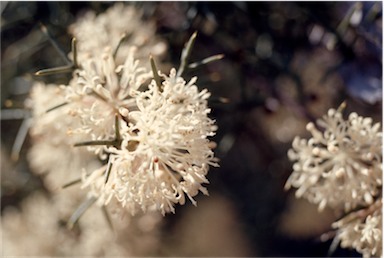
(27, 82), (101, 190)
(332, 199), (382, 258)
(285, 107), (382, 212)
(285, 105), (382, 257)
(1, 191), (163, 256)
(68, 3), (166, 65)
(80, 68), (218, 215)
(28, 3), (218, 217)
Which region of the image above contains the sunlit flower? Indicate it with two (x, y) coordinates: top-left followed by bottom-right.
(285, 106), (382, 212)
(81, 69), (219, 215)
(28, 3), (218, 218)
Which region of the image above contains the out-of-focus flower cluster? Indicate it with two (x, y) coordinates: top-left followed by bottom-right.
(1, 190), (163, 256)
(68, 3), (167, 65)
(285, 104), (382, 257)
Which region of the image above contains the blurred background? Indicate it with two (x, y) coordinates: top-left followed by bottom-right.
(1, 2), (382, 257)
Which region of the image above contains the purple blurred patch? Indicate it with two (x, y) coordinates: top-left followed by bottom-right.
(340, 61), (382, 104)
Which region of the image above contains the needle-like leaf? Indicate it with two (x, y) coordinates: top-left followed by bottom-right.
(46, 102), (69, 113)
(102, 206), (115, 232)
(188, 54), (224, 69)
(11, 118), (32, 161)
(74, 140), (121, 147)
(104, 160), (113, 184)
(150, 55), (162, 89)
(177, 31), (197, 77)
(62, 178), (82, 189)
(113, 33), (130, 59)
(67, 197), (97, 229)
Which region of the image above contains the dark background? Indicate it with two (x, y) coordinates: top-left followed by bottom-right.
(1, 2), (382, 257)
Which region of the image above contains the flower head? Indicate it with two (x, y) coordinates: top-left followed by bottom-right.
(285, 106), (382, 212)
(81, 69), (218, 215)
(28, 4), (218, 217)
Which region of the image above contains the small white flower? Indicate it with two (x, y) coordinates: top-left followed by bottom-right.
(285, 107), (382, 212)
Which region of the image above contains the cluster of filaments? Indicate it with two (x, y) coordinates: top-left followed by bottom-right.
(70, 60), (219, 215)
(285, 105), (382, 257)
(285, 107), (382, 212)
(29, 4), (218, 216)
